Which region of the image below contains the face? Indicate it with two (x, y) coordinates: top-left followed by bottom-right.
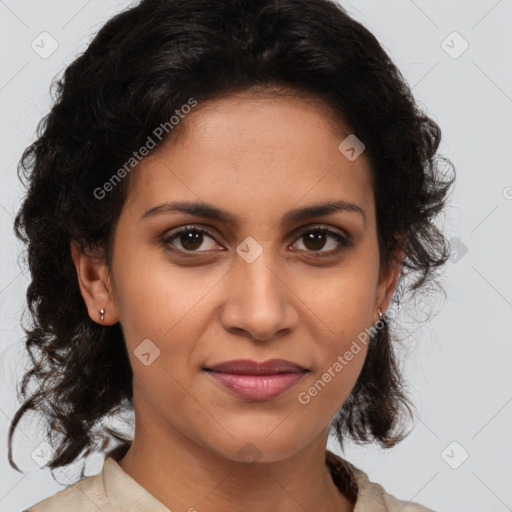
(74, 92), (400, 463)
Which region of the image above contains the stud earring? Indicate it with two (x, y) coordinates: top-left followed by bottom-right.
(99, 309), (105, 322)
(377, 307), (383, 319)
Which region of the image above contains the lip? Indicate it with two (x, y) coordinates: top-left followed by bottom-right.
(206, 359), (307, 375)
(204, 359), (308, 400)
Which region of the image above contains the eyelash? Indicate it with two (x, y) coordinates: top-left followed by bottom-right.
(160, 225), (352, 259)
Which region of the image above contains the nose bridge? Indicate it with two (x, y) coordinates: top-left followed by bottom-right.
(240, 248), (281, 303)
(221, 238), (297, 340)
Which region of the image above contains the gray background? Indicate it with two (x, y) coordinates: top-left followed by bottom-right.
(1, 1), (511, 511)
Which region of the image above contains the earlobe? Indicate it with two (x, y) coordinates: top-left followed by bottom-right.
(70, 240), (119, 325)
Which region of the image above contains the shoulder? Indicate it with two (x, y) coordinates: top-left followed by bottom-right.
(25, 471), (114, 512)
(350, 463), (436, 511)
(363, 478), (436, 512)
(326, 450), (436, 512)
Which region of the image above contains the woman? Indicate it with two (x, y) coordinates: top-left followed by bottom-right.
(9, 0), (455, 510)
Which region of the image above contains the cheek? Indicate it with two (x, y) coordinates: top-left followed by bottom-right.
(112, 262), (225, 404)
(304, 266), (378, 341)
(112, 252), (219, 343)
(297, 339), (368, 422)
(295, 268), (375, 411)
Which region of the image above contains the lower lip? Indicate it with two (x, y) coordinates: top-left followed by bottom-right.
(206, 371), (306, 400)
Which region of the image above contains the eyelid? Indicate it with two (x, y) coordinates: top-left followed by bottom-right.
(286, 223), (348, 243)
(163, 224), (221, 243)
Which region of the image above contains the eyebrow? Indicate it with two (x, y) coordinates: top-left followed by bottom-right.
(140, 199), (367, 227)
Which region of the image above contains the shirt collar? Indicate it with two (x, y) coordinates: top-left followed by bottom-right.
(103, 457), (171, 511)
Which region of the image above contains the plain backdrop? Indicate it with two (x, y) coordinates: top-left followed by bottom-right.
(1, 1), (511, 511)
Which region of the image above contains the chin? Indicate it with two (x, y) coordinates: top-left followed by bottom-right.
(207, 432), (310, 466)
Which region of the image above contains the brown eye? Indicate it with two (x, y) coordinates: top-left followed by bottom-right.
(179, 230), (205, 251)
(162, 227), (219, 252)
(301, 231), (330, 251)
(291, 227), (351, 257)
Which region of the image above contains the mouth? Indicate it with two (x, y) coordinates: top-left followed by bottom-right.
(203, 359), (309, 400)
(204, 358), (308, 375)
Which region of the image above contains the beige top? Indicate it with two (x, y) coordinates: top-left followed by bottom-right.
(25, 449), (435, 512)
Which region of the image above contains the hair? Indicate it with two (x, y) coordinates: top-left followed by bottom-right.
(8, 0), (455, 477)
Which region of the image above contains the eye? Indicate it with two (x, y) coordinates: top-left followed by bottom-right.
(160, 225), (352, 258)
(161, 226), (220, 253)
(290, 226), (352, 258)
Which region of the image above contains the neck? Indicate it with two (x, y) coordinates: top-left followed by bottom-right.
(116, 401), (354, 512)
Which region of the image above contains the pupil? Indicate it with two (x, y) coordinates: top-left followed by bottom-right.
(304, 231), (325, 251)
(182, 231), (202, 250)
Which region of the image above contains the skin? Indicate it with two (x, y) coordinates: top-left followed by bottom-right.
(71, 91), (403, 512)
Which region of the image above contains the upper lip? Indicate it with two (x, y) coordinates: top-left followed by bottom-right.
(205, 359), (308, 375)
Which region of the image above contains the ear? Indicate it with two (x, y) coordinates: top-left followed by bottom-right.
(375, 249), (404, 321)
(70, 240), (119, 325)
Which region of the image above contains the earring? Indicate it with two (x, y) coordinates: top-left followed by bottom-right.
(99, 309), (105, 322)
(377, 307), (383, 319)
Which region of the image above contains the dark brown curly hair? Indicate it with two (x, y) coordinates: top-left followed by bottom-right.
(8, 0), (455, 477)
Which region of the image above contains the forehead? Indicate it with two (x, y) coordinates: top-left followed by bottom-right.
(124, 93), (375, 225)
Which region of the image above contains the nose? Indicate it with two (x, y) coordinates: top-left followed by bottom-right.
(219, 249), (300, 342)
